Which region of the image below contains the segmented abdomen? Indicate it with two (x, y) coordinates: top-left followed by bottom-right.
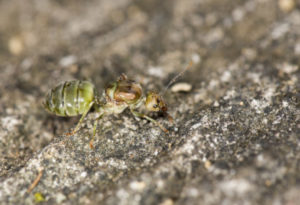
(44, 80), (95, 116)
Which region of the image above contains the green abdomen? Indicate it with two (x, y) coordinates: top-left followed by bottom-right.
(44, 80), (95, 116)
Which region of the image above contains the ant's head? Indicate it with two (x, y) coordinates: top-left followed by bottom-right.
(145, 91), (167, 112)
(145, 91), (173, 123)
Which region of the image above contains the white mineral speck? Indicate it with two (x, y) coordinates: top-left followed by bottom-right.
(250, 99), (268, 114)
(232, 8), (245, 21)
(220, 179), (254, 196)
(263, 118), (268, 124)
(81, 171), (87, 178)
(263, 87), (275, 102)
(271, 23), (289, 39)
(156, 180), (165, 189)
(182, 143), (195, 155)
(247, 72), (260, 84)
(59, 55), (77, 67)
(281, 63), (298, 74)
(221, 71), (231, 82)
(186, 187), (199, 197)
(56, 193), (66, 203)
(116, 188), (129, 199)
(148, 66), (165, 77)
(282, 101), (288, 108)
(129, 181), (146, 191)
(213, 101), (220, 107)
(1, 116), (22, 131)
(191, 122), (202, 130)
(206, 27), (224, 44)
(250, 100), (259, 111)
(208, 79), (219, 89)
(191, 53), (201, 64)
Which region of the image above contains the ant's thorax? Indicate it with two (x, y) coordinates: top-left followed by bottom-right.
(95, 77), (145, 115)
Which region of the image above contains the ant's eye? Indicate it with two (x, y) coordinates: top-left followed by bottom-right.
(153, 104), (158, 108)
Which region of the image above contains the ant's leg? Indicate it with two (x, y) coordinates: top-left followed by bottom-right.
(66, 102), (94, 136)
(130, 109), (169, 133)
(89, 114), (103, 149)
(165, 113), (174, 124)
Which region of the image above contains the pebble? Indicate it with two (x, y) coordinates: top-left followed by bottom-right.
(8, 36), (24, 55)
(278, 0), (295, 13)
(171, 82), (192, 92)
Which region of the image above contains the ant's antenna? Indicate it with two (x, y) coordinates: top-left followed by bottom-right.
(161, 61), (193, 95)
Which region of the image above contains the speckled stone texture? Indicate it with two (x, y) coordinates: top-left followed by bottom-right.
(0, 0), (299, 204)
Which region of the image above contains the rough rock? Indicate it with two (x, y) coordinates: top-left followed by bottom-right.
(0, 0), (299, 204)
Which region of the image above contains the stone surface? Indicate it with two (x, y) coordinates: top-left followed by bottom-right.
(0, 0), (299, 204)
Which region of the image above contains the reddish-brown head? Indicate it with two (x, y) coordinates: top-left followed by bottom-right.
(145, 91), (173, 123)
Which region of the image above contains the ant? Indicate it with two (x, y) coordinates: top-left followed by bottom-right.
(44, 62), (192, 148)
